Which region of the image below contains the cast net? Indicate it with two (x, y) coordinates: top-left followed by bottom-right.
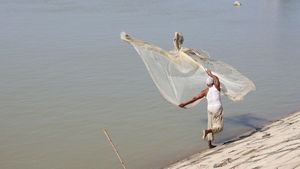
(120, 32), (255, 108)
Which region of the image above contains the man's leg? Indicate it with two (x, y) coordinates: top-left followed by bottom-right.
(204, 107), (224, 148)
(204, 129), (212, 138)
(205, 111), (213, 141)
(204, 111), (216, 148)
(204, 129), (215, 148)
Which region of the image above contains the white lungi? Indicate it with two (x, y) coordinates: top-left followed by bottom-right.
(206, 105), (224, 141)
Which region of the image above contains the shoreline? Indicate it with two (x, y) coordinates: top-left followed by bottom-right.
(164, 111), (300, 169)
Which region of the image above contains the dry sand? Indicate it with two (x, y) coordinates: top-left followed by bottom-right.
(164, 111), (300, 169)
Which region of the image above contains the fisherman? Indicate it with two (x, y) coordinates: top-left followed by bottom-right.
(179, 69), (224, 149)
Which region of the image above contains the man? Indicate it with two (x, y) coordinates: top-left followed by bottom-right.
(179, 69), (224, 149)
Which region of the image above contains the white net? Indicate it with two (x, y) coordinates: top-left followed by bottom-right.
(121, 32), (255, 108)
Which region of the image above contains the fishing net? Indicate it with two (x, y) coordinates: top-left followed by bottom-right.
(120, 32), (255, 108)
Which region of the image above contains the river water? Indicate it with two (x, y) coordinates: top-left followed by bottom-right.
(1, 0), (300, 169)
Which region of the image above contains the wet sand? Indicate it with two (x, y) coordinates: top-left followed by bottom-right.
(164, 111), (300, 169)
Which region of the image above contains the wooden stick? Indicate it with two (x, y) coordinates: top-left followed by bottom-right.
(103, 128), (127, 169)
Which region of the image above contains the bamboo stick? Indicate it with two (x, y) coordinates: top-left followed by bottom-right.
(103, 128), (127, 169)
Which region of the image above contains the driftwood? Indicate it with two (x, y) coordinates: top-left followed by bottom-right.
(103, 129), (127, 169)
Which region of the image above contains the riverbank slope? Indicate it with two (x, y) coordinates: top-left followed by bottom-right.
(164, 111), (300, 169)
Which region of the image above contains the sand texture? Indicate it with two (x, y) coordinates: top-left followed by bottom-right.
(164, 112), (300, 169)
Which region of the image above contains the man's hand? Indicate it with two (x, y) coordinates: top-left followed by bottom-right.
(206, 69), (213, 76)
(179, 103), (186, 108)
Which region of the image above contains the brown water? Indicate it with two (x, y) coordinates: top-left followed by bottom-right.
(1, 0), (300, 169)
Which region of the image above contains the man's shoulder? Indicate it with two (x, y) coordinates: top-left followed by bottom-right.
(213, 84), (221, 91)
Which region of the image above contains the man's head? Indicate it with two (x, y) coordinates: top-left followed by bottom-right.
(206, 77), (214, 87)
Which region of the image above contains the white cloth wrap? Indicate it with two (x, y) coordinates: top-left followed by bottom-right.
(206, 105), (224, 141)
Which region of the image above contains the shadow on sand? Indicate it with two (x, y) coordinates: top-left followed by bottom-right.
(224, 113), (272, 130)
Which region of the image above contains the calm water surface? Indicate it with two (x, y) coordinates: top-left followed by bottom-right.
(1, 0), (300, 169)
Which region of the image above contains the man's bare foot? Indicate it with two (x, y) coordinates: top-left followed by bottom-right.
(208, 140), (216, 149)
(209, 144), (216, 149)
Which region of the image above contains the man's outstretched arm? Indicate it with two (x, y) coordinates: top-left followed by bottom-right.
(179, 89), (208, 108)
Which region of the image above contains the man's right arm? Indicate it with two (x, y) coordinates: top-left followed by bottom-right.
(179, 89), (208, 108)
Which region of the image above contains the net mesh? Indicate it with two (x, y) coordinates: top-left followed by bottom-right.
(121, 32), (255, 108)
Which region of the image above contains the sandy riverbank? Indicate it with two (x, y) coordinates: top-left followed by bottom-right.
(164, 111), (300, 169)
